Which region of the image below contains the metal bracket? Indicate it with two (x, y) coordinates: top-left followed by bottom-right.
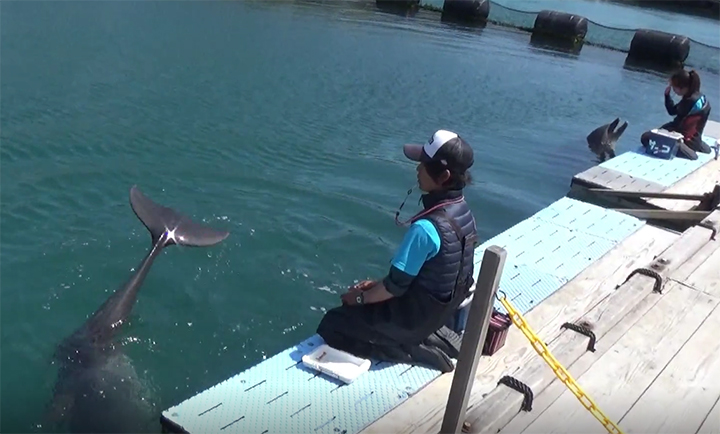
(561, 322), (597, 352)
(617, 267), (664, 293)
(498, 376), (534, 412)
(699, 185), (720, 211)
(697, 220), (718, 241)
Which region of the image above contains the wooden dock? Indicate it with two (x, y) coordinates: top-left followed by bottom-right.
(465, 207), (720, 434)
(570, 120), (720, 214)
(360, 206), (720, 434)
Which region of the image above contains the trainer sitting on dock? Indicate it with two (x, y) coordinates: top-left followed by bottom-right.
(641, 68), (712, 158)
(316, 129), (478, 373)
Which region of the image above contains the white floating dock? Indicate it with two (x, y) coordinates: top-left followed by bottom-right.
(160, 197), (646, 434)
(571, 120), (720, 212)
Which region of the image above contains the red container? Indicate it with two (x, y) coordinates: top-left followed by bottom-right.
(482, 309), (512, 356)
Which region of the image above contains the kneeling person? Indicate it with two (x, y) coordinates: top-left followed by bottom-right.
(641, 68), (712, 160)
(316, 129), (478, 373)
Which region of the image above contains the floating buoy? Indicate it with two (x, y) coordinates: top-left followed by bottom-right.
(626, 29), (691, 68)
(376, 0), (420, 12)
(441, 0), (490, 25)
(532, 10), (588, 41)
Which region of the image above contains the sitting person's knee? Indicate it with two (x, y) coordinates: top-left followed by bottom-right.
(640, 131), (651, 147)
(693, 138), (712, 154)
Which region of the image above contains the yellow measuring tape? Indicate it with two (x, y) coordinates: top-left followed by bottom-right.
(497, 295), (625, 434)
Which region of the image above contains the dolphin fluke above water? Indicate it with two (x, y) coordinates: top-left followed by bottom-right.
(45, 185), (229, 433)
(130, 185), (229, 247)
(586, 118), (629, 163)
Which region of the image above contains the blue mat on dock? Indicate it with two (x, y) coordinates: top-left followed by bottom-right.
(161, 197), (645, 434)
(481, 196), (643, 314)
(598, 135), (717, 187)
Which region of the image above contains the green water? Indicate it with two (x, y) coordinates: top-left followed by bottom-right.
(2, 0), (719, 431)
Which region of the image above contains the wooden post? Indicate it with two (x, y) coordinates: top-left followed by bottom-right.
(440, 245), (507, 434)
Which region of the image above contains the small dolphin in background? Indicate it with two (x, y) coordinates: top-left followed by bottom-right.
(44, 185), (229, 433)
(586, 118), (628, 163)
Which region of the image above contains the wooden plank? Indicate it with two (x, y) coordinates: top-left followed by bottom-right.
(667, 230), (720, 283)
(358, 225), (678, 434)
(683, 246), (720, 298)
(647, 158), (720, 211)
(645, 210), (720, 282)
(571, 166), (665, 192)
(465, 255), (673, 434)
(611, 208), (710, 221)
(495, 218), (720, 434)
(465, 221), (714, 434)
(441, 246), (506, 434)
(618, 303), (720, 434)
(517, 283), (719, 434)
(498, 279), (681, 434)
(585, 189), (707, 200)
(697, 398), (720, 434)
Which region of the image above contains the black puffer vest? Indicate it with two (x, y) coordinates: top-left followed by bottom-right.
(315, 189), (479, 350)
(411, 189), (478, 302)
(681, 93), (711, 150)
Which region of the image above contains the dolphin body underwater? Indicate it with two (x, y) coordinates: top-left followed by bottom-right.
(43, 185), (229, 433)
(586, 118), (629, 162)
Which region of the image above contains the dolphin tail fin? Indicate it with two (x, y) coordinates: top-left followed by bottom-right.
(129, 185), (230, 247)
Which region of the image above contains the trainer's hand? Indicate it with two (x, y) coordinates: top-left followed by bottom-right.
(350, 279), (375, 292)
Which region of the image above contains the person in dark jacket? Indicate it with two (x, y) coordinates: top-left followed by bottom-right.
(316, 129), (478, 373)
(641, 68), (712, 159)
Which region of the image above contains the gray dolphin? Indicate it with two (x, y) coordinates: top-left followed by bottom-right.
(586, 118), (628, 162)
(43, 185), (229, 433)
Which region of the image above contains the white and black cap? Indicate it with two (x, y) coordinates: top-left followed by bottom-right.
(402, 129), (474, 173)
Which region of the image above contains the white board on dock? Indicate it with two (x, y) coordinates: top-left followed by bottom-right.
(301, 344), (372, 384)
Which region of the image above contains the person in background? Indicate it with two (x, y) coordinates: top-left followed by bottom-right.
(641, 68), (712, 159)
(315, 129), (479, 373)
